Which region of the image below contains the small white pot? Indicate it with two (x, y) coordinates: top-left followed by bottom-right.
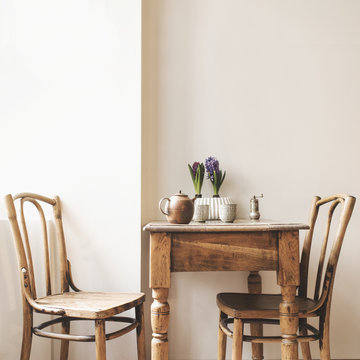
(194, 196), (233, 220)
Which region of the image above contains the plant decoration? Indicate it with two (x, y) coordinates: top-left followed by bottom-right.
(205, 156), (226, 197)
(188, 161), (205, 196)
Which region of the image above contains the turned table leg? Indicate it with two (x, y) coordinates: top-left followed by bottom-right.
(280, 286), (299, 359)
(248, 271), (264, 360)
(151, 289), (170, 360)
(278, 231), (300, 360)
(149, 232), (171, 360)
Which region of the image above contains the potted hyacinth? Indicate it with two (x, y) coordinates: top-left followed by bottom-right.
(188, 161), (205, 197)
(205, 156), (226, 197)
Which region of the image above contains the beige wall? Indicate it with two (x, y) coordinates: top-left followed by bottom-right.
(142, 1), (360, 359)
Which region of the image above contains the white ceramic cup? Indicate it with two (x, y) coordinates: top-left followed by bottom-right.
(219, 203), (237, 223)
(193, 204), (209, 222)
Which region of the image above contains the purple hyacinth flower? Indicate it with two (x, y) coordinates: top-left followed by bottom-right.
(205, 156), (219, 182)
(192, 162), (200, 177)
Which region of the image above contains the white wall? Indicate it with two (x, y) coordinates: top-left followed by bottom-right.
(142, 1), (360, 359)
(0, 0), (141, 359)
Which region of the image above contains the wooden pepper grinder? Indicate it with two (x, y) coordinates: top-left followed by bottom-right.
(249, 194), (263, 220)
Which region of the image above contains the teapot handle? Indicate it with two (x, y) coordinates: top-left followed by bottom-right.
(159, 197), (170, 216)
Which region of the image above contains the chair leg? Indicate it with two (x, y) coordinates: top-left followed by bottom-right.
(248, 271), (264, 360)
(218, 311), (227, 360)
(20, 304), (33, 360)
(232, 319), (243, 360)
(249, 322), (263, 360)
(135, 303), (146, 360)
(95, 319), (106, 360)
(60, 318), (70, 360)
(299, 319), (312, 360)
(319, 312), (331, 360)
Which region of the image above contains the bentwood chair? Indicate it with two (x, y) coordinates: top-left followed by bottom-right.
(5, 193), (145, 360)
(216, 194), (355, 360)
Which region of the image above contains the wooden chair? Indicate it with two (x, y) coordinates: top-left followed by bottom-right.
(5, 193), (145, 360)
(216, 194), (356, 360)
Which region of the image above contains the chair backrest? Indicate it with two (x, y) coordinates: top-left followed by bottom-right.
(299, 194), (355, 309)
(5, 193), (70, 303)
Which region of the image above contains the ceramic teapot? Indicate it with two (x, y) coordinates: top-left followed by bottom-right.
(159, 191), (194, 224)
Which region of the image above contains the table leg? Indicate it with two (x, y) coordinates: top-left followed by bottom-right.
(149, 233), (171, 360)
(248, 271), (264, 360)
(278, 230), (300, 360)
(151, 288), (169, 360)
(280, 286), (299, 359)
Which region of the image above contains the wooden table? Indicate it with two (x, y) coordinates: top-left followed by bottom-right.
(144, 220), (309, 360)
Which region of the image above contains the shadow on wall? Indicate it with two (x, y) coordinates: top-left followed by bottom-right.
(0, 219), (53, 359)
(0, 220), (22, 359)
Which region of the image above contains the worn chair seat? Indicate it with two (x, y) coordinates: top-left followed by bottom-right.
(36, 292), (145, 319)
(217, 293), (318, 319)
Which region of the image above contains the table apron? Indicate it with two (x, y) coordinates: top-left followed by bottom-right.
(170, 231), (279, 272)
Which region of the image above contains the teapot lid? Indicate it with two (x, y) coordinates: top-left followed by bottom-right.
(175, 190), (188, 197)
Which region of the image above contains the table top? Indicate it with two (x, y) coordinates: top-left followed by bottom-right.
(143, 219), (309, 233)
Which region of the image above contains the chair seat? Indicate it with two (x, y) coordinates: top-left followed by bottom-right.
(36, 291), (145, 319)
(217, 293), (318, 319)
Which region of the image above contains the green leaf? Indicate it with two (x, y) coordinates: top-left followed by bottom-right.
(199, 166), (204, 187)
(195, 169), (199, 186)
(220, 170), (226, 187)
(188, 164), (195, 182)
(213, 170), (218, 186)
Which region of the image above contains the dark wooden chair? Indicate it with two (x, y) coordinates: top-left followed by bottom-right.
(216, 194), (356, 360)
(5, 193), (145, 360)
